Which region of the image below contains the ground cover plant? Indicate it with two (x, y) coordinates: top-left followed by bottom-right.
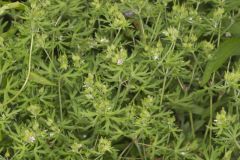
(0, 0), (240, 159)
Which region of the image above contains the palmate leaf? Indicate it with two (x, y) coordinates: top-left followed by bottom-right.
(201, 38), (240, 85)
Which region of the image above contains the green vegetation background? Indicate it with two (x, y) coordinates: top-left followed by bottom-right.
(0, 0), (240, 159)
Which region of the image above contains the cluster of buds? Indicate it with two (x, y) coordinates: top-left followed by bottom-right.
(214, 108), (236, 135)
(58, 54), (68, 70)
(199, 41), (215, 59)
(106, 45), (128, 65)
(135, 109), (151, 127)
(98, 137), (113, 154)
(182, 34), (197, 53)
(213, 8), (225, 21)
(23, 129), (36, 143)
(144, 41), (163, 60)
(83, 74), (109, 100)
(224, 71), (240, 88)
(91, 0), (101, 10)
(108, 4), (130, 29)
(71, 142), (83, 153)
(163, 27), (179, 42)
(27, 104), (42, 117)
(72, 54), (84, 68)
(93, 99), (112, 112)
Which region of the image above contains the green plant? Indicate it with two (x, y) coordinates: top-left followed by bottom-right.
(0, 0), (240, 159)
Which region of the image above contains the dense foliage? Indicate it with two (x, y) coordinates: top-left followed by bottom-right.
(0, 0), (240, 159)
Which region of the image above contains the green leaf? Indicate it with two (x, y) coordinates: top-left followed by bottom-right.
(201, 38), (240, 85)
(226, 0), (240, 10)
(29, 72), (56, 86)
(228, 21), (240, 37)
(0, 2), (26, 16)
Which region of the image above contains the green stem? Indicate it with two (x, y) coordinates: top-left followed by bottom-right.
(137, 14), (146, 43)
(113, 29), (121, 43)
(1, 34), (34, 107)
(58, 78), (63, 121)
(235, 138), (240, 150)
(150, 11), (161, 42)
(134, 139), (144, 160)
(118, 142), (133, 160)
(151, 42), (175, 76)
(189, 112), (195, 138)
(160, 68), (168, 105)
(209, 92), (213, 146)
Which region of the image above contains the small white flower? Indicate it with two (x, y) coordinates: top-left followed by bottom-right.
(225, 32), (231, 37)
(162, 30), (169, 36)
(86, 94), (94, 99)
(107, 106), (111, 110)
(71, 143), (83, 153)
(29, 136), (36, 143)
(59, 36), (63, 41)
(49, 132), (54, 137)
(100, 38), (109, 43)
(180, 151), (186, 155)
(117, 59), (123, 65)
(153, 55), (159, 60)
